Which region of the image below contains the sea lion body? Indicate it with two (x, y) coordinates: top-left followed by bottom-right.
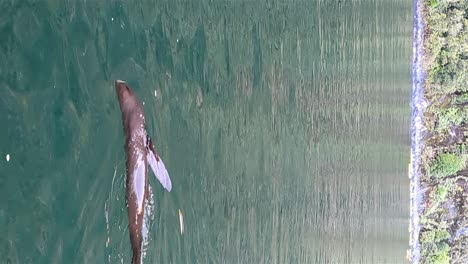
(115, 80), (172, 264)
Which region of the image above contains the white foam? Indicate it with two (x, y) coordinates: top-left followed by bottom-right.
(409, 1), (426, 263)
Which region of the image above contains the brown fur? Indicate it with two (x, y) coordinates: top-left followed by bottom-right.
(115, 80), (148, 264)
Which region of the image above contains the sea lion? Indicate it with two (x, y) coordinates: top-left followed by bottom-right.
(115, 80), (172, 264)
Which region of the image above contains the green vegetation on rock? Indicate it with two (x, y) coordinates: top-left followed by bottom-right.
(418, 0), (468, 263)
(429, 243), (450, 264)
(434, 185), (448, 202)
(430, 153), (465, 178)
(424, 0), (468, 96)
(421, 229), (451, 264)
(435, 108), (464, 132)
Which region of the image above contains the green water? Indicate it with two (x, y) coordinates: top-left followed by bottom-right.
(0, 0), (412, 263)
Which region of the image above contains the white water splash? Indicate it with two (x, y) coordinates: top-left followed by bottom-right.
(409, 0), (426, 263)
(105, 166), (119, 262)
(104, 202), (109, 247)
(141, 185), (155, 262)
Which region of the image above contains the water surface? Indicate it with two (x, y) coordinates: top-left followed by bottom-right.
(0, 0), (412, 263)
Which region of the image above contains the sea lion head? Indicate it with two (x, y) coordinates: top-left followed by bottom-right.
(115, 80), (138, 113)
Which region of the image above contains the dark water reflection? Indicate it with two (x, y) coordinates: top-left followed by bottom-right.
(0, 0), (412, 263)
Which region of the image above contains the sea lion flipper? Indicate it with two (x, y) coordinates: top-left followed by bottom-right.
(146, 135), (172, 192)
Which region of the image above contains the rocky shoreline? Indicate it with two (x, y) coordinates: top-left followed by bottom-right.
(409, 0), (468, 263)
